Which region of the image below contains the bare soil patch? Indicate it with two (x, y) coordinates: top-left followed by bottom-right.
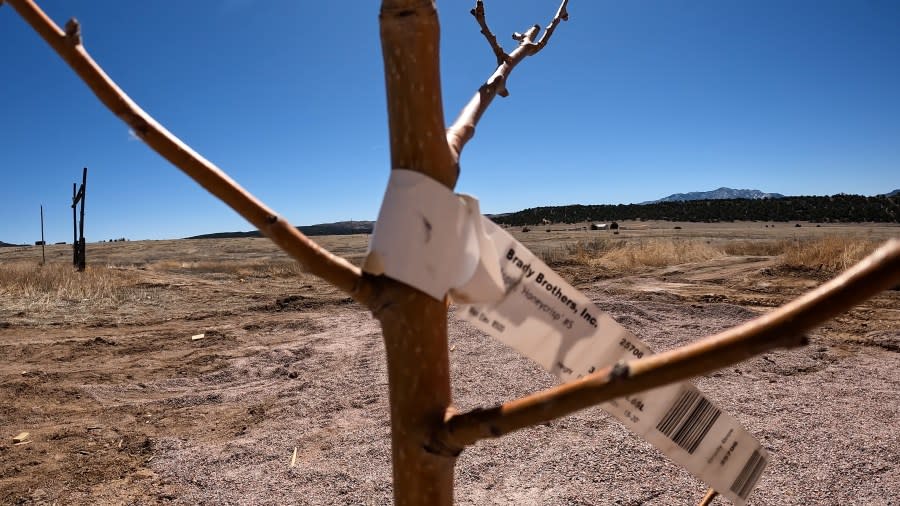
(1, 224), (898, 505)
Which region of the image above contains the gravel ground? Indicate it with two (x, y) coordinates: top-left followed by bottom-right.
(124, 295), (898, 505)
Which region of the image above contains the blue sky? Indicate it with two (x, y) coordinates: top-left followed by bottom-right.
(2, 0), (898, 243)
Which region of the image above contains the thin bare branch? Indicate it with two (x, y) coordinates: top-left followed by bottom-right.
(471, 0), (509, 67)
(446, 0), (570, 162)
(6, 0), (373, 307)
(435, 239), (900, 451)
(697, 488), (718, 506)
(535, 0), (569, 50)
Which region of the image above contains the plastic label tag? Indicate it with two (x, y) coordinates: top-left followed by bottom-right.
(461, 220), (767, 505)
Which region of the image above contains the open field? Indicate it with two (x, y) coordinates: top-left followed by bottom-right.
(1, 222), (898, 505)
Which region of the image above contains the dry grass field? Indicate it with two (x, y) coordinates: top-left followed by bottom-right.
(1, 221), (898, 505)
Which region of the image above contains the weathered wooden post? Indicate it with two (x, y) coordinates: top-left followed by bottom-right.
(71, 166), (87, 271)
(39, 203), (45, 264)
(78, 167), (86, 270)
(71, 182), (77, 265)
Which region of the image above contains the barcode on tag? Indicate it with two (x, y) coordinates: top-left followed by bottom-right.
(730, 448), (767, 500)
(656, 387), (722, 454)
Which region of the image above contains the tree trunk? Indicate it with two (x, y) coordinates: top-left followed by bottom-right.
(376, 1), (458, 504)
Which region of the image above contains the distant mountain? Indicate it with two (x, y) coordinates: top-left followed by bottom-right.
(880, 189), (900, 197)
(186, 220), (374, 240)
(1, 241), (23, 247)
(642, 187), (784, 204)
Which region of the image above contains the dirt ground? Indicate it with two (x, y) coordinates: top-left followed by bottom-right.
(1, 223), (898, 505)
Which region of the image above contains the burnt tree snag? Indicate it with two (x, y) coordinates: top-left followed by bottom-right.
(39, 204), (45, 264)
(71, 166), (86, 271)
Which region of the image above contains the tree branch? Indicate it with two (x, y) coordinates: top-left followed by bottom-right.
(6, 0), (374, 307)
(471, 0), (509, 67)
(446, 0), (569, 162)
(435, 239), (900, 451)
(697, 488), (719, 506)
(534, 0), (569, 51)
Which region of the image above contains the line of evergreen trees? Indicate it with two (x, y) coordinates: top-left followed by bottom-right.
(492, 195), (899, 226)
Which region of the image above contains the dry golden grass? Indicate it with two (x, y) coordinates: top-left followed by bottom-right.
(147, 259), (304, 278)
(0, 233), (889, 310)
(721, 239), (790, 257)
(0, 262), (140, 305)
(779, 236), (882, 273)
(541, 238), (723, 272)
(593, 239), (723, 271)
(540, 235), (888, 275)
